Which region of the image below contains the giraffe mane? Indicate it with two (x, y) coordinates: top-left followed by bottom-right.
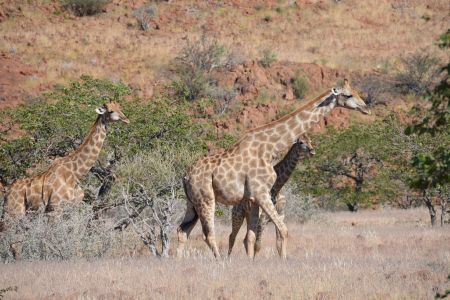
(245, 89), (332, 133)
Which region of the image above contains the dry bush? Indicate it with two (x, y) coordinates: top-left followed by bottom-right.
(291, 74), (309, 100)
(396, 52), (441, 96)
(354, 75), (393, 106)
(112, 146), (195, 257)
(172, 35), (228, 101)
(259, 48), (277, 68)
(133, 5), (157, 31)
(62, 0), (109, 16)
(0, 203), (115, 261)
(172, 35), (240, 108)
(283, 183), (318, 223)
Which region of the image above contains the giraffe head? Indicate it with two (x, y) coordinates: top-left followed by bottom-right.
(333, 79), (371, 115)
(297, 134), (315, 156)
(95, 102), (130, 124)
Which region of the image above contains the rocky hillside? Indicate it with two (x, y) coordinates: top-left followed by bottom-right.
(0, 0), (448, 136)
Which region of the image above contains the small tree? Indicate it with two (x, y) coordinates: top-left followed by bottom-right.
(405, 30), (450, 226)
(114, 146), (196, 257)
(320, 149), (380, 212)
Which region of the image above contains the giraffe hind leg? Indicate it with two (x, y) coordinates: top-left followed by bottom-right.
(197, 199), (220, 258)
(177, 201), (199, 258)
(228, 204), (245, 256)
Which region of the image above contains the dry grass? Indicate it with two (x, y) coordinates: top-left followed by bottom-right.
(1, 208), (449, 299)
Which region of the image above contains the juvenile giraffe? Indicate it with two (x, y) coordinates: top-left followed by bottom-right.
(1, 102), (129, 258)
(228, 134), (315, 257)
(177, 79), (370, 259)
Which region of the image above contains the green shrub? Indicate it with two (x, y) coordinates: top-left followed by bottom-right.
(292, 75), (309, 99)
(62, 0), (110, 16)
(0, 76), (207, 185)
(294, 115), (440, 210)
(259, 48), (277, 68)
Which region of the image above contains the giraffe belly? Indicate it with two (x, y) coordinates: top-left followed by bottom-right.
(213, 180), (245, 205)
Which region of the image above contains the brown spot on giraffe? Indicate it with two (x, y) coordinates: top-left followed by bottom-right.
(1, 102), (129, 259)
(177, 80), (370, 259)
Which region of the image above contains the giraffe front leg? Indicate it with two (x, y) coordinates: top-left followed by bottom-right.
(254, 211), (270, 255)
(228, 204), (245, 256)
(254, 193), (288, 259)
(274, 194), (287, 256)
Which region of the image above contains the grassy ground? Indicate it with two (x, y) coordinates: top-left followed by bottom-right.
(1, 208), (449, 299)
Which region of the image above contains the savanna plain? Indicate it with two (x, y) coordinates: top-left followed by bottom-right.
(1, 209), (449, 299)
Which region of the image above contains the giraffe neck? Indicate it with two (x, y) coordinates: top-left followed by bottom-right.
(271, 141), (307, 199)
(67, 115), (108, 180)
(234, 91), (337, 161)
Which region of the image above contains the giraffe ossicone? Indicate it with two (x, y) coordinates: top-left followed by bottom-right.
(177, 79), (370, 259)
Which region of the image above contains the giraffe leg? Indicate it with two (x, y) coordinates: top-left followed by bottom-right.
(73, 185), (84, 203)
(254, 211), (270, 255)
(177, 201), (199, 258)
(197, 199), (220, 258)
(274, 194), (287, 256)
(228, 204), (245, 256)
(253, 192), (288, 259)
(254, 193), (285, 255)
(244, 202), (260, 258)
(3, 186), (27, 260)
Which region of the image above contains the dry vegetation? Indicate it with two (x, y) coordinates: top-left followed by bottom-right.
(0, 0), (448, 96)
(0, 209), (449, 299)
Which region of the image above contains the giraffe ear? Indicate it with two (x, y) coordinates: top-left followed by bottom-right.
(95, 107), (107, 115)
(331, 88), (339, 95)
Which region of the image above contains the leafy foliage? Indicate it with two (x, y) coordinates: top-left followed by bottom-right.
(405, 31), (450, 191)
(295, 116), (435, 210)
(0, 76), (207, 186)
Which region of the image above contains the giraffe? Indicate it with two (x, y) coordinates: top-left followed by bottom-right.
(177, 79), (370, 259)
(228, 134), (315, 257)
(1, 102), (129, 258)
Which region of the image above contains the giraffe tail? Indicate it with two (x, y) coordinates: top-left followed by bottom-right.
(179, 175), (199, 231)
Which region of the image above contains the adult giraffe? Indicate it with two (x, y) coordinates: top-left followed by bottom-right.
(228, 134), (315, 257)
(1, 102), (129, 258)
(177, 79), (370, 259)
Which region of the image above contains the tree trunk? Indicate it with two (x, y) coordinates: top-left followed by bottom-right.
(424, 193), (436, 226)
(440, 196), (447, 226)
(160, 226), (170, 257)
